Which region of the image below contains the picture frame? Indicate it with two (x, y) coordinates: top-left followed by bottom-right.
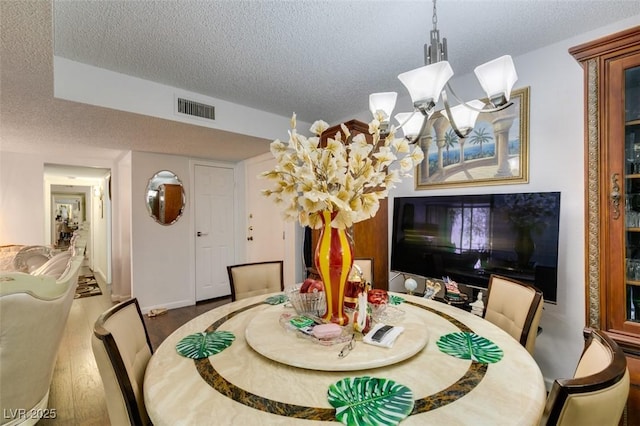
(415, 86), (530, 190)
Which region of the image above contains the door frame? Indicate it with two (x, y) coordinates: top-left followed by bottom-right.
(44, 170), (112, 283)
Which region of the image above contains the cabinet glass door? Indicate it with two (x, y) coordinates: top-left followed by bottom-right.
(625, 65), (640, 322)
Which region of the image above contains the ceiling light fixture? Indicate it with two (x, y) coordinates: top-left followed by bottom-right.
(370, 0), (518, 140)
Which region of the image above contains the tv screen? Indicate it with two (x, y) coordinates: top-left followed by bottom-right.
(391, 192), (561, 303)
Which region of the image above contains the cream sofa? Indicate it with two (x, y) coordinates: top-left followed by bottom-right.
(0, 224), (89, 274)
(0, 245), (53, 273)
(0, 255), (83, 426)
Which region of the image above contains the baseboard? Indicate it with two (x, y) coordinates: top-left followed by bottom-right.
(110, 291), (130, 303)
(140, 299), (195, 314)
(93, 268), (107, 285)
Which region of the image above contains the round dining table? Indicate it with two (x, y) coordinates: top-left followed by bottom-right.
(143, 292), (546, 425)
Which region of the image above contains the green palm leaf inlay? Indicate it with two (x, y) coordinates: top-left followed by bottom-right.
(436, 332), (503, 364)
(176, 331), (235, 359)
(327, 376), (414, 426)
(264, 294), (288, 305)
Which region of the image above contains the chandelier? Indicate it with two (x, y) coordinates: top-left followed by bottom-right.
(369, 0), (518, 140)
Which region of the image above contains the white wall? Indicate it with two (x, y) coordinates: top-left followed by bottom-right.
(111, 152), (132, 301)
(130, 152), (192, 310)
(54, 57), (297, 142)
(0, 152), (45, 244)
(92, 175), (111, 283)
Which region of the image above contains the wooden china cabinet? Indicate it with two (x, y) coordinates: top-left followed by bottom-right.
(310, 119), (389, 290)
(570, 25), (640, 423)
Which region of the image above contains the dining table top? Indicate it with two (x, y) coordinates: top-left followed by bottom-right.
(143, 291), (546, 425)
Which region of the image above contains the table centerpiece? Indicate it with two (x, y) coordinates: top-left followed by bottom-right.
(261, 113), (424, 325)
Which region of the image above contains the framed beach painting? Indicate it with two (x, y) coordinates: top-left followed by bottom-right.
(415, 86), (530, 190)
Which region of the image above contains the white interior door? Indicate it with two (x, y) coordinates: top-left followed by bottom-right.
(195, 165), (235, 301)
(246, 157), (285, 262)
(246, 156), (298, 285)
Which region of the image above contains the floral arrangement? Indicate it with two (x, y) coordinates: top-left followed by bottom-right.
(261, 114), (424, 229)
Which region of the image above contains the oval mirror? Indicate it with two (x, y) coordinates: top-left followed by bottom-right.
(146, 170), (185, 225)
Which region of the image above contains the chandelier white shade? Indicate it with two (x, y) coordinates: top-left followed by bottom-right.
(443, 99), (486, 136)
(473, 55), (518, 105)
(369, 92), (398, 119)
(397, 61), (453, 115)
(394, 112), (424, 138)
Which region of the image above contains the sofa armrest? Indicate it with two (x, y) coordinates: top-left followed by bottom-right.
(0, 272), (61, 299)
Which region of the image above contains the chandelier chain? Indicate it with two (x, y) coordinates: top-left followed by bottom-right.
(432, 0), (438, 29)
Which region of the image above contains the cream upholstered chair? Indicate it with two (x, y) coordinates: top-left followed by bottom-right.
(540, 328), (629, 425)
(227, 260), (284, 301)
(0, 255), (83, 426)
(92, 298), (153, 426)
(483, 274), (543, 354)
(353, 258), (373, 285)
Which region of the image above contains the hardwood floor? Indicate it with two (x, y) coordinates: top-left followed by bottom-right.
(40, 269), (230, 425)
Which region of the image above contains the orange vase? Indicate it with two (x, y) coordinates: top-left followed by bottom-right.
(314, 210), (353, 326)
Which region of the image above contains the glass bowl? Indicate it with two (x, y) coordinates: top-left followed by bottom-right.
(286, 284), (327, 317)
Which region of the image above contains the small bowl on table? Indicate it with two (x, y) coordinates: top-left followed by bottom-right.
(286, 284), (327, 317)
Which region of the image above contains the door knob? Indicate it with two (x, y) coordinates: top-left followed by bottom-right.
(197, 231), (209, 237)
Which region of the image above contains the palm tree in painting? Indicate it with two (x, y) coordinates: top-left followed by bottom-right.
(443, 129), (459, 166)
(467, 127), (494, 158)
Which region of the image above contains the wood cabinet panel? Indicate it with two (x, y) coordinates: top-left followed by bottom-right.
(570, 25), (640, 424)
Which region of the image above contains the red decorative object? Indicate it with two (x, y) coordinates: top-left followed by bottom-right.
(314, 211), (353, 325)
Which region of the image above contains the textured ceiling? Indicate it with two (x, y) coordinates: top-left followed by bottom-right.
(2, 0), (640, 177)
(0, 0), (272, 168)
(53, 0), (640, 124)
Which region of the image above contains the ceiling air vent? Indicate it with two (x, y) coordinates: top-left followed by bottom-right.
(177, 97), (215, 121)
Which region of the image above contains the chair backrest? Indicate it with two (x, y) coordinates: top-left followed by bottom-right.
(353, 258), (373, 285)
(483, 274), (543, 354)
(227, 260), (284, 301)
(540, 328), (629, 426)
(92, 298), (153, 426)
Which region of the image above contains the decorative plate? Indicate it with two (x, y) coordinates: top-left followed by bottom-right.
(264, 294), (288, 305)
(389, 295), (405, 305)
(176, 331), (235, 359)
(436, 332), (503, 364)
(328, 376), (414, 426)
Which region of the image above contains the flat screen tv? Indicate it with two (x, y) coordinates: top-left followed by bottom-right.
(391, 191), (561, 303)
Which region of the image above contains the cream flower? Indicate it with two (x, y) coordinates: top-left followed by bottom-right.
(310, 120), (330, 136)
(261, 114), (424, 229)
